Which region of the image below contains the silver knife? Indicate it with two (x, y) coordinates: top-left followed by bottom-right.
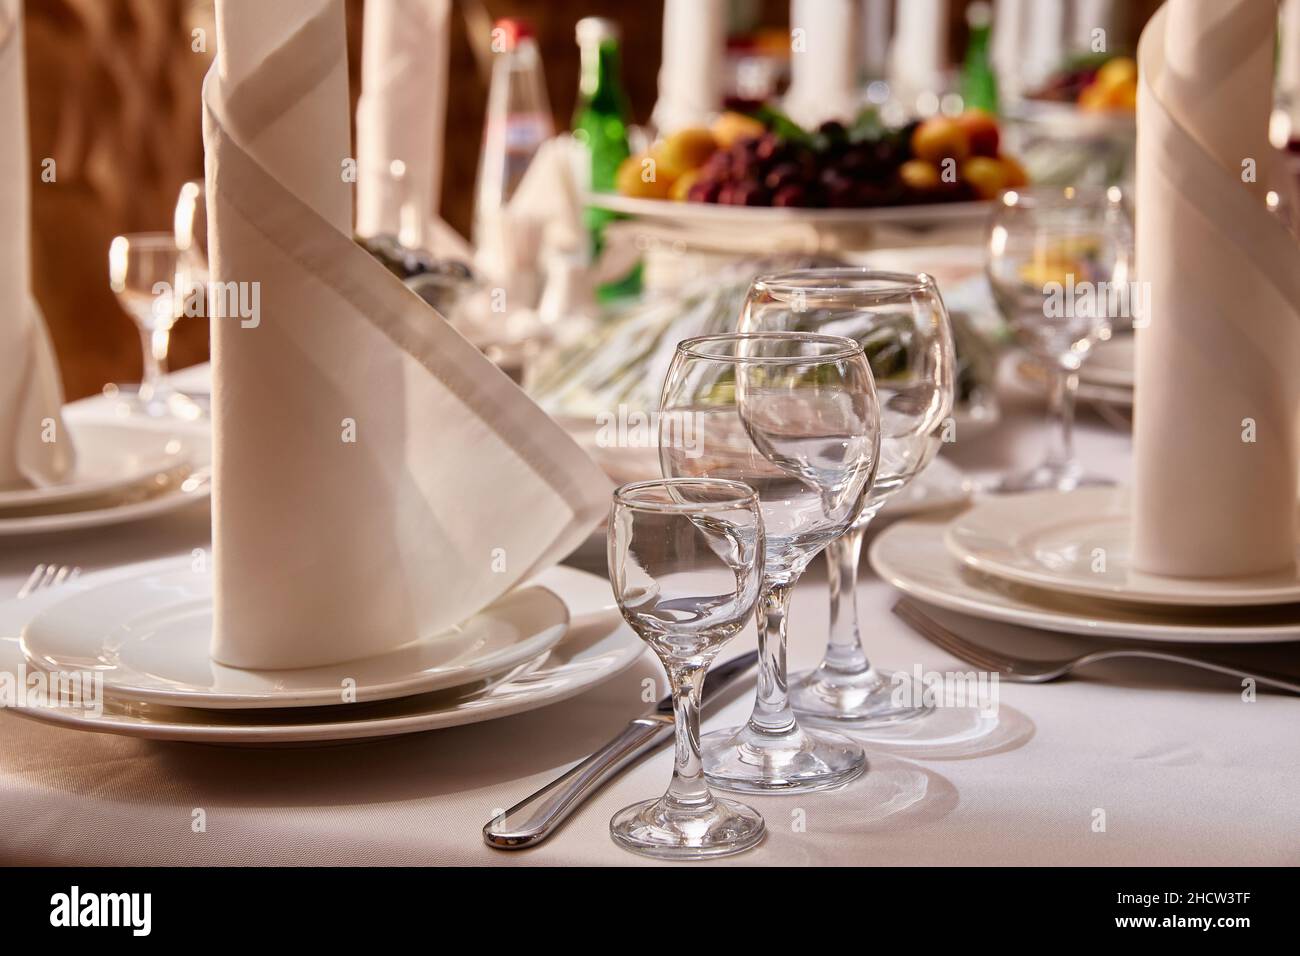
(482, 650), (758, 850)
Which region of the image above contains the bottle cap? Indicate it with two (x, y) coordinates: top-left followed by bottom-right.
(493, 17), (533, 52)
(575, 16), (618, 46)
(966, 2), (992, 29)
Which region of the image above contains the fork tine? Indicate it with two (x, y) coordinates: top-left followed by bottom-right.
(51, 565), (71, 587)
(16, 564), (46, 600)
(39, 564), (57, 591)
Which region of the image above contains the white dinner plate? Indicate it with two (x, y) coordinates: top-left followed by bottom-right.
(945, 488), (1300, 607)
(0, 564), (645, 744)
(21, 558), (569, 709)
(584, 192), (995, 230)
(871, 517), (1300, 642)
(0, 470), (211, 537)
(0, 422), (193, 510)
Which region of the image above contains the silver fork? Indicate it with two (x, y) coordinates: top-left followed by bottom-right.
(16, 564), (81, 600)
(893, 599), (1300, 695)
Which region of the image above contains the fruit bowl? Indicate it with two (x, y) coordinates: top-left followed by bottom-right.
(585, 191), (996, 230)
(1004, 98), (1135, 141)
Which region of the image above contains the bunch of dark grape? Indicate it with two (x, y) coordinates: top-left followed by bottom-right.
(686, 120), (924, 209)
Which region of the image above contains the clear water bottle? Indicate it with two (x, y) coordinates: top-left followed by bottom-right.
(472, 17), (554, 250)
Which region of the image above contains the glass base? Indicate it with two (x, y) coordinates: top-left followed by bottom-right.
(702, 722), (866, 795)
(103, 383), (206, 422)
(609, 795), (765, 860)
(993, 460), (1113, 494)
(789, 666), (934, 729)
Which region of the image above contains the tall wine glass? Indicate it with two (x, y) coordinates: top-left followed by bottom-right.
(174, 179), (209, 311)
(739, 269), (955, 727)
(107, 233), (200, 420)
(660, 332), (880, 793)
(986, 185), (1134, 492)
(608, 478), (767, 859)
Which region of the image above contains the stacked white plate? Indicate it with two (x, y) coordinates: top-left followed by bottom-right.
(2, 557), (644, 745)
(0, 419), (212, 537)
(871, 487), (1300, 644)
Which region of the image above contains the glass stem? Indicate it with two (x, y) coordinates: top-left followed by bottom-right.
(139, 327), (166, 400)
(823, 528), (870, 674)
(746, 582), (798, 738)
(1046, 366), (1079, 470)
(664, 662), (713, 811)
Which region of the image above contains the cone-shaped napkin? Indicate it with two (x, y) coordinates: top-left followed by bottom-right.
(202, 0), (610, 670)
(1132, 0), (1300, 578)
(787, 0), (859, 128)
(355, 0), (450, 242)
(0, 7), (73, 489)
(651, 0), (725, 135)
(887, 0), (947, 113)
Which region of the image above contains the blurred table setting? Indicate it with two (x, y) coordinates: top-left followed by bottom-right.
(2, 0), (1299, 870)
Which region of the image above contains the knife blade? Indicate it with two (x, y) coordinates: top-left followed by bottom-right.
(482, 650), (758, 850)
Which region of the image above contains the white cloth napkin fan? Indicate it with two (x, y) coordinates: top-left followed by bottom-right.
(202, 0), (610, 670)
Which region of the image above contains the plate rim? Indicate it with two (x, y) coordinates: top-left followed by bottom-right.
(944, 488), (1300, 607)
(0, 564), (647, 743)
(870, 517), (1300, 643)
(0, 474), (211, 536)
(0, 421), (195, 510)
(583, 191), (995, 227)
(20, 562), (572, 709)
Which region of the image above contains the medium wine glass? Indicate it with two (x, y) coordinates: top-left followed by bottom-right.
(174, 179), (209, 311)
(608, 478), (767, 859)
(107, 233), (200, 420)
(986, 185), (1134, 492)
(739, 269), (955, 727)
(660, 332), (880, 793)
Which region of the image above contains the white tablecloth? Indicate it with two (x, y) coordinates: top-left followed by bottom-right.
(1, 366), (1297, 866)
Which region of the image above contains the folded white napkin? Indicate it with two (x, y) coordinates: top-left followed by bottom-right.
(1070, 0), (1119, 53)
(1132, 0), (1300, 578)
(991, 0), (1027, 100)
(858, 0), (892, 81)
(355, 0), (450, 246)
(1021, 0), (1066, 89)
(1281, 0), (1300, 129)
(203, 0), (611, 670)
(887, 0), (948, 113)
(651, 0), (725, 135)
(0, 7), (72, 489)
(787, 0), (860, 128)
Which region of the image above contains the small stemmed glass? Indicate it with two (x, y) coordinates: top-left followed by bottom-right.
(107, 233), (201, 420)
(660, 333), (880, 793)
(608, 478), (767, 859)
(739, 270), (955, 727)
(986, 185), (1134, 492)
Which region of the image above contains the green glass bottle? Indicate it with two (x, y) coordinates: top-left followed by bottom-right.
(961, 1), (1000, 115)
(572, 17), (641, 302)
